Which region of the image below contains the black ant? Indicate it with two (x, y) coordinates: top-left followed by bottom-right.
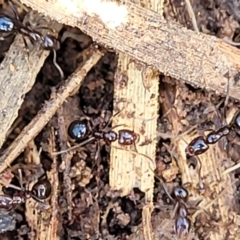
(0, 2), (63, 77)
(173, 187), (191, 237)
(0, 169), (51, 211)
(0, 4), (60, 50)
(67, 118), (139, 147)
(185, 110), (240, 157)
(54, 116), (156, 168)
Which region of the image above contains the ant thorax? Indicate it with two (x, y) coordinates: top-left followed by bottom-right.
(103, 131), (118, 142)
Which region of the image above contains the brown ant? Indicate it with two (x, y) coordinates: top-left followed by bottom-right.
(0, 169), (51, 211)
(185, 110), (240, 157)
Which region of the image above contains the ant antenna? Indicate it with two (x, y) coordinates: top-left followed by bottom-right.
(52, 50), (64, 79)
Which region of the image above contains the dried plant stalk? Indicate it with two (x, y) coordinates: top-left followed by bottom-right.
(19, 0), (240, 101)
(0, 12), (62, 149)
(110, 0), (162, 239)
(0, 46), (103, 173)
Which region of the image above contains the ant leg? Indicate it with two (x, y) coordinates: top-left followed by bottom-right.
(21, 35), (31, 51)
(7, 184), (22, 191)
(33, 26), (54, 32)
(94, 141), (102, 185)
(18, 169), (24, 190)
(195, 156), (204, 189)
(0, 32), (14, 41)
(223, 76), (230, 122)
(154, 174), (175, 203)
(53, 136), (95, 155)
(112, 145), (156, 171)
(94, 141), (101, 162)
(8, 1), (20, 21)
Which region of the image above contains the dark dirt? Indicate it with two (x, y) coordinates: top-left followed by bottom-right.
(0, 0), (240, 239)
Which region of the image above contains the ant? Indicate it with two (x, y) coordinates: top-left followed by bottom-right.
(0, 2), (60, 50)
(0, 169), (51, 211)
(67, 118), (139, 147)
(54, 115), (155, 167)
(0, 2), (63, 77)
(185, 110), (240, 157)
(173, 187), (191, 237)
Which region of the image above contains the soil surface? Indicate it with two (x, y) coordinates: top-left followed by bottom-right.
(0, 0), (240, 240)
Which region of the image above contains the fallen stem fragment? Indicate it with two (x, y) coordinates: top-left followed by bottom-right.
(0, 46), (104, 173)
(20, 0), (240, 100)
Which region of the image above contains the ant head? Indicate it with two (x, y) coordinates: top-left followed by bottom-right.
(185, 136), (209, 156)
(31, 179), (51, 200)
(68, 119), (91, 140)
(218, 126), (230, 136)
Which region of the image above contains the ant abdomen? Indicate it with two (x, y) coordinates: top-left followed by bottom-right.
(175, 215), (191, 237)
(185, 136), (209, 157)
(118, 129), (139, 145)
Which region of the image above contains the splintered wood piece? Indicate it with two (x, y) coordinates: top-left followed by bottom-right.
(110, 1), (161, 240)
(47, 127), (60, 240)
(0, 12), (62, 149)
(0, 46), (104, 173)
(20, 0), (240, 100)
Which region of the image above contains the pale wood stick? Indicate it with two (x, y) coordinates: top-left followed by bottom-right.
(19, 0), (240, 100)
(0, 46), (103, 173)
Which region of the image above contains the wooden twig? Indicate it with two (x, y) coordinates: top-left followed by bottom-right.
(48, 127), (60, 240)
(110, 1), (160, 240)
(184, 0), (199, 32)
(19, 0), (240, 100)
(0, 46), (103, 173)
(57, 106), (73, 221)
